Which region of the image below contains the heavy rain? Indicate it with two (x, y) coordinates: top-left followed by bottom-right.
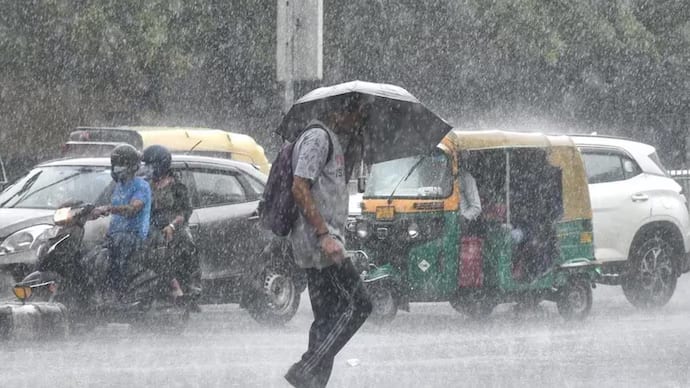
(1, 1), (689, 387)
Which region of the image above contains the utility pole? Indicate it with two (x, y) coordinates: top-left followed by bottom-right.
(280, 1), (294, 113)
(277, 0), (322, 113)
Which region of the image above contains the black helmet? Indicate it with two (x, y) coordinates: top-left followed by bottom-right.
(110, 144), (140, 182)
(141, 145), (172, 180)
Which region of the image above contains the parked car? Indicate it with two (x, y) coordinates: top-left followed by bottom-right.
(0, 155), (303, 324)
(571, 135), (690, 308)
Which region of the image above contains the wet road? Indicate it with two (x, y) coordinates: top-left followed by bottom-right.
(1, 277), (689, 388)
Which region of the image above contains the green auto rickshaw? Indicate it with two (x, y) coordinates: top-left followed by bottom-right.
(349, 130), (599, 322)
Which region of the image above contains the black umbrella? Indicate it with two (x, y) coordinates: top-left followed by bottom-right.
(276, 81), (452, 166)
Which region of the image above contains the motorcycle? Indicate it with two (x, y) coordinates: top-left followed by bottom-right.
(8, 202), (195, 336)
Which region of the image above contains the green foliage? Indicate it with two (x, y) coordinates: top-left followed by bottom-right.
(0, 0), (687, 173)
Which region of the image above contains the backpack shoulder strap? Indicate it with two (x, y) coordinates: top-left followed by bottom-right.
(301, 123), (334, 162)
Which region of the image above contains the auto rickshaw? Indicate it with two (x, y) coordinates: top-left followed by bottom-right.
(63, 126), (271, 174)
(350, 130), (599, 322)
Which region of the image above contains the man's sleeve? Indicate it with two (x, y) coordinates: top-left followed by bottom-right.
(173, 181), (193, 222)
(131, 179), (151, 206)
(293, 128), (330, 182)
(461, 173), (482, 221)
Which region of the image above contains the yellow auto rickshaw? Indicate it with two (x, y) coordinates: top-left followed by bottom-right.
(349, 130), (599, 322)
(64, 126), (270, 174)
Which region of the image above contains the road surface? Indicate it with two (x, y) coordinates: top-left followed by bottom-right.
(1, 277), (689, 388)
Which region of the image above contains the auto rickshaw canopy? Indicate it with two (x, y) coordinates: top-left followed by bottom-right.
(441, 130), (592, 222)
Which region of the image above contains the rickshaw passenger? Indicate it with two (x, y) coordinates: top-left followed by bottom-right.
(510, 149), (563, 280)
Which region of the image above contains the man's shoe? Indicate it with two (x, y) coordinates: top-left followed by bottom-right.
(284, 363), (319, 388)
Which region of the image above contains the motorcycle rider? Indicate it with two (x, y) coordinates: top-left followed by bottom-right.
(140, 145), (200, 299)
(91, 144), (152, 298)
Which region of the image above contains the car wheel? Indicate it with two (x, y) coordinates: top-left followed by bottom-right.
(246, 268), (300, 326)
(557, 278), (592, 321)
(450, 294), (495, 320)
(366, 285), (397, 325)
(622, 231), (678, 309)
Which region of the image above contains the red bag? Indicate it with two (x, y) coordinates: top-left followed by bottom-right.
(459, 236), (484, 288)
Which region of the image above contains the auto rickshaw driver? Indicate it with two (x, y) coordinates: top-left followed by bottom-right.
(457, 150), (482, 225)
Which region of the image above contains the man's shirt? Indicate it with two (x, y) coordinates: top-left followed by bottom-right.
(289, 121), (348, 270)
(109, 176), (152, 240)
(460, 170), (481, 221)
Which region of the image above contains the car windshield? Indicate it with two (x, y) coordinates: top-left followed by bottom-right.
(0, 165), (112, 209)
(364, 151), (452, 198)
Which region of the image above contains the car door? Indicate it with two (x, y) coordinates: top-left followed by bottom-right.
(188, 165), (261, 281)
(580, 147), (650, 263)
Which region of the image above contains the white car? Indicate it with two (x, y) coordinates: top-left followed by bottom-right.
(572, 135), (690, 308)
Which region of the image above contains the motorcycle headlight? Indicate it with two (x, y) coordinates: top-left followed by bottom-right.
(0, 224), (54, 255)
(346, 217), (357, 233)
(356, 220), (369, 239)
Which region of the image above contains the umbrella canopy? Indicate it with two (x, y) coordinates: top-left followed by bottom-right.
(276, 81), (452, 166)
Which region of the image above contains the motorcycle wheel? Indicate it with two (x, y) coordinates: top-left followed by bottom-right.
(246, 269), (300, 326)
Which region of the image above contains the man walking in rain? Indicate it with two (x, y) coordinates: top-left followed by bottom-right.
(284, 97), (373, 388)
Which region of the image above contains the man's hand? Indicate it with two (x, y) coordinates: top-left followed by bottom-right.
(90, 205), (111, 219)
(320, 235), (345, 265)
(162, 225), (175, 242)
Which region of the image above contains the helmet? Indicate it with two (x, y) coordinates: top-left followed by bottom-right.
(141, 145), (172, 180)
(110, 144), (140, 182)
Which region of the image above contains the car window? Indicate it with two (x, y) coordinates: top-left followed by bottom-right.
(581, 152), (626, 184)
(240, 173), (265, 199)
(191, 169), (247, 207)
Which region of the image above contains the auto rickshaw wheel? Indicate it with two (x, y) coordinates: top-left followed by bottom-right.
(622, 232), (678, 309)
(366, 285), (397, 325)
(556, 278), (592, 321)
(450, 295), (495, 320)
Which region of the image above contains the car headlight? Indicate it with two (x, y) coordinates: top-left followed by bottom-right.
(0, 224), (54, 255)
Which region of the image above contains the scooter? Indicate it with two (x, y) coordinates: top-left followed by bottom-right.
(4, 203), (195, 338)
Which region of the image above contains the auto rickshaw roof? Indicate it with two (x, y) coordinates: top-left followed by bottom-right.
(447, 130), (576, 151)
(128, 126), (264, 153)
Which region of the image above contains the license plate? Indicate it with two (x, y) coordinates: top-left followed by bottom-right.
(376, 206), (395, 220)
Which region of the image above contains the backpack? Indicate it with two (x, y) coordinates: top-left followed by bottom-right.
(259, 124), (333, 236)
